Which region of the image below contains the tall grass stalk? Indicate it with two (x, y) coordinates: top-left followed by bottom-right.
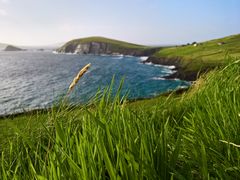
(67, 63), (91, 95)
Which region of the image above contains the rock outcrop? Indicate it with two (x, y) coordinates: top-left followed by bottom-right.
(144, 56), (182, 68)
(4, 45), (23, 51)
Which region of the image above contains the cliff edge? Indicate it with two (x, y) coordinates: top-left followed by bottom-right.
(57, 37), (160, 56)
(144, 34), (240, 81)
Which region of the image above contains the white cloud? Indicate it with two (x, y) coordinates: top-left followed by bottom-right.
(0, 0), (10, 4)
(0, 9), (7, 16)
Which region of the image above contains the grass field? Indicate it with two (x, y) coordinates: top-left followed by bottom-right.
(58, 36), (153, 52)
(1, 57), (240, 179)
(154, 34), (240, 71)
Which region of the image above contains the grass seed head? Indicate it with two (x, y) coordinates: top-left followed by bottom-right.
(67, 63), (91, 94)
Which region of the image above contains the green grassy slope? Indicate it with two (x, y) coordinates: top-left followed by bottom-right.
(154, 34), (240, 70)
(61, 36), (150, 50)
(58, 36), (160, 55)
(57, 37), (161, 56)
(1, 59), (240, 179)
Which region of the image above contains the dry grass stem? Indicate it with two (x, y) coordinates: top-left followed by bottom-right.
(67, 63), (91, 95)
(219, 140), (240, 148)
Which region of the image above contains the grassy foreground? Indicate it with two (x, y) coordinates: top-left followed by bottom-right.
(1, 59), (240, 179)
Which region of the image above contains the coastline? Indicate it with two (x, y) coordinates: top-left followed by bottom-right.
(0, 87), (190, 119)
(143, 56), (213, 81)
(0, 52), (189, 118)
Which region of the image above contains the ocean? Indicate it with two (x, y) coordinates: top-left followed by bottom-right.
(0, 51), (190, 115)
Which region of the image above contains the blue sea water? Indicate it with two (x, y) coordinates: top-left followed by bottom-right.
(0, 51), (190, 115)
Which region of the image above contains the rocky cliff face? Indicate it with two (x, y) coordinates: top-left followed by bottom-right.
(144, 56), (182, 68)
(57, 42), (159, 56)
(144, 56), (213, 81)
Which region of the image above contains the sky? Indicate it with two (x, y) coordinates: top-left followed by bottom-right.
(0, 0), (239, 46)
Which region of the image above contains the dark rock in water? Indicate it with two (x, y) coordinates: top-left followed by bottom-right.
(4, 45), (23, 51)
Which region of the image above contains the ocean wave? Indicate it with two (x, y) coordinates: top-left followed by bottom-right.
(173, 78), (180, 81)
(152, 77), (181, 81)
(144, 62), (152, 65)
(143, 62), (176, 70)
(152, 77), (166, 80)
(154, 64), (176, 70)
(140, 56), (149, 61)
(166, 65), (176, 69)
(112, 56), (124, 59)
(100, 54), (111, 57)
(165, 70), (177, 74)
(52, 51), (59, 54)
(143, 62), (177, 76)
(66, 52), (78, 55)
(100, 54), (133, 58)
(112, 54), (124, 57)
(52, 51), (78, 55)
(177, 85), (189, 89)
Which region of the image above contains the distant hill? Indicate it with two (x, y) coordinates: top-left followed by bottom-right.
(57, 36), (161, 56)
(0, 43), (8, 51)
(20, 42), (66, 51)
(4, 45), (23, 51)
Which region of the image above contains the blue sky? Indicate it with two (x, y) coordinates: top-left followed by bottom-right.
(0, 0), (239, 46)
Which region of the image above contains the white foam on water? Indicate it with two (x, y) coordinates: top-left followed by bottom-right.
(100, 54), (110, 57)
(178, 85), (189, 89)
(52, 51), (59, 54)
(125, 55), (134, 58)
(152, 77), (166, 80)
(112, 56), (124, 59)
(52, 51), (79, 55)
(143, 61), (176, 70)
(144, 62), (153, 65)
(167, 65), (176, 69)
(152, 77), (181, 81)
(112, 54), (124, 57)
(140, 56), (149, 61)
(153, 64), (176, 69)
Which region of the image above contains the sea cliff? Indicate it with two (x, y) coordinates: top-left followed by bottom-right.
(144, 34), (240, 81)
(57, 37), (160, 56)
(144, 56), (211, 81)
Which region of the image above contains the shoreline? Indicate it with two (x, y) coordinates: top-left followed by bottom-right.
(0, 87), (190, 119)
(0, 52), (189, 120)
(143, 56), (213, 81)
